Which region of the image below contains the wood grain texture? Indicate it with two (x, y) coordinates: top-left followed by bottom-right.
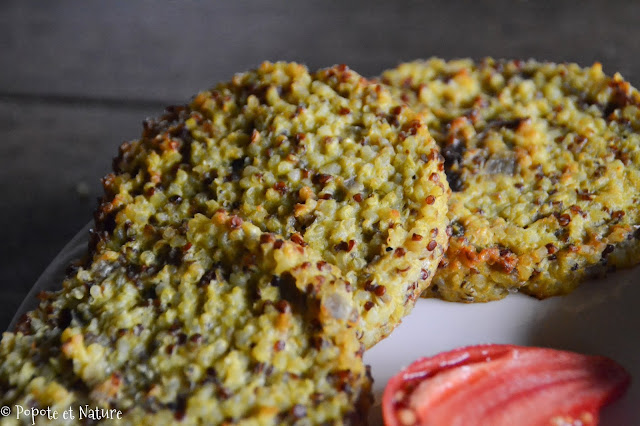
(0, 101), (159, 330)
(2, 0), (640, 331)
(2, 0), (640, 102)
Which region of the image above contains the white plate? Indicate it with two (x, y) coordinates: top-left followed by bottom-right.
(10, 225), (639, 425)
(365, 268), (639, 425)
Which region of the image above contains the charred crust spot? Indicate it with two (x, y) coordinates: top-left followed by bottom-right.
(260, 234), (276, 244)
(612, 210), (625, 220)
(64, 262), (82, 277)
(335, 240), (356, 252)
(447, 171), (464, 192)
(487, 117), (530, 131)
(493, 248), (518, 273)
(274, 181), (287, 194)
(602, 244), (615, 258)
(569, 205), (586, 218)
(56, 308), (73, 329)
(364, 280), (386, 296)
(603, 79), (635, 118)
(577, 189), (595, 201)
(374, 285), (386, 297)
(252, 362), (266, 374)
(313, 173), (333, 185)
(168, 195), (182, 204)
(168, 321), (183, 333)
(15, 314), (32, 335)
(406, 119), (422, 135)
(204, 367), (218, 382)
(558, 214), (571, 227)
(173, 396), (187, 421)
(331, 369), (353, 391)
(311, 392), (325, 404)
(291, 233), (306, 246)
(275, 300), (291, 314)
(158, 245), (184, 266)
(93, 203), (119, 237)
(465, 108), (481, 123)
(364, 280), (375, 292)
(428, 149), (441, 162)
(176, 333), (187, 345)
(217, 387), (232, 401)
(230, 157), (247, 180)
(295, 132), (306, 143)
(442, 135), (466, 192)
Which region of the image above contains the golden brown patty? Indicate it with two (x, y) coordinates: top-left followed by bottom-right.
(382, 58), (640, 301)
(95, 62), (449, 346)
(1, 212), (372, 425)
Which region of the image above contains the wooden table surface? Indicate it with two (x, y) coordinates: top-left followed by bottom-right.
(2, 0), (640, 331)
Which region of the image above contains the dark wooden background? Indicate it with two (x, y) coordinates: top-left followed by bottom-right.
(2, 0), (640, 332)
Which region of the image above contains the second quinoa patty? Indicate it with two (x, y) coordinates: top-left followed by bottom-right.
(95, 62), (449, 347)
(382, 58), (640, 302)
(1, 212), (372, 424)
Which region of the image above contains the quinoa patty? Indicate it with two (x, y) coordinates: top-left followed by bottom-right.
(382, 58), (640, 301)
(95, 62), (449, 346)
(1, 211), (372, 425)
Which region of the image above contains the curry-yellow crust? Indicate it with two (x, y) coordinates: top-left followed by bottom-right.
(0, 61), (451, 423)
(383, 58), (640, 301)
(1, 212), (372, 425)
(97, 62), (449, 345)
